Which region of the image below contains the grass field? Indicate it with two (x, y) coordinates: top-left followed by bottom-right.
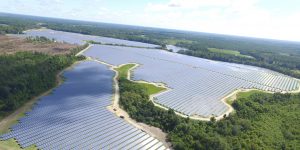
(115, 64), (165, 95)
(208, 48), (254, 58)
(115, 64), (136, 79)
(0, 139), (37, 150)
(236, 90), (266, 99)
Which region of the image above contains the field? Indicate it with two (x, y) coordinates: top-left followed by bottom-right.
(208, 48), (254, 58)
(115, 64), (166, 95)
(0, 35), (77, 55)
(0, 139), (36, 150)
(115, 64), (136, 79)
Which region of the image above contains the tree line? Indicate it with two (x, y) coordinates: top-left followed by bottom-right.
(177, 42), (300, 79)
(1, 13), (300, 79)
(0, 51), (85, 119)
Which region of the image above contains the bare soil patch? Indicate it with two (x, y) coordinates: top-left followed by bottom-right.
(0, 35), (77, 55)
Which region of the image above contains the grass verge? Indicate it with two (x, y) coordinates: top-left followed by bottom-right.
(0, 139), (36, 150)
(115, 64), (165, 95)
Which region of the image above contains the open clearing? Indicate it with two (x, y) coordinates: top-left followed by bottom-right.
(0, 35), (77, 55)
(208, 48), (254, 58)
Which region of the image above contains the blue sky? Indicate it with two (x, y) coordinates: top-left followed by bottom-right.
(1, 0), (300, 41)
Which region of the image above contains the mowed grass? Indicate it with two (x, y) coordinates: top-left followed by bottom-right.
(115, 64), (136, 79)
(139, 83), (166, 95)
(236, 90), (267, 99)
(225, 90), (266, 105)
(0, 139), (37, 150)
(208, 48), (254, 58)
(115, 64), (165, 95)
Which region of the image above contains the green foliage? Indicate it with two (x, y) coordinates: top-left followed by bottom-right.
(25, 36), (54, 43)
(0, 52), (83, 119)
(208, 48), (253, 58)
(178, 42), (300, 79)
(115, 64), (136, 79)
(116, 64), (165, 95)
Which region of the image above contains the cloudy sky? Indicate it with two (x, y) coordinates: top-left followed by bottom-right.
(1, 0), (300, 41)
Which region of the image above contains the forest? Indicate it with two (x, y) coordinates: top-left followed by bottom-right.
(119, 77), (300, 150)
(1, 12), (299, 78)
(0, 52), (84, 119)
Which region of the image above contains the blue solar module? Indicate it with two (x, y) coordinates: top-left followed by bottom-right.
(14, 29), (300, 118)
(17, 29), (159, 48)
(0, 61), (168, 149)
(83, 45), (300, 118)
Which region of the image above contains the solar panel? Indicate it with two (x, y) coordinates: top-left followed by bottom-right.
(0, 61), (168, 150)
(83, 45), (300, 118)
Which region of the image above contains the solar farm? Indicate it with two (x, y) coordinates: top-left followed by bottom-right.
(0, 61), (167, 149)
(83, 45), (300, 118)
(3, 29), (299, 149)
(22, 29), (159, 48)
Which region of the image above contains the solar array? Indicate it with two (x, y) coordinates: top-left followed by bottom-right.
(83, 45), (300, 117)
(0, 61), (168, 150)
(20, 29), (159, 48)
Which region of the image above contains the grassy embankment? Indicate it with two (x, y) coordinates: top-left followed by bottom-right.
(115, 64), (165, 95)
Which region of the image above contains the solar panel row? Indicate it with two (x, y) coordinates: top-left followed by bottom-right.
(19, 29), (159, 48)
(0, 61), (168, 150)
(83, 45), (300, 117)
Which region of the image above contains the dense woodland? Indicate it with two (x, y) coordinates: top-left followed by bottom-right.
(0, 52), (84, 119)
(0, 34), (86, 119)
(119, 78), (300, 150)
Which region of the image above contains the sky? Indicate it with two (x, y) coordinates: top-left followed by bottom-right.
(1, 0), (300, 41)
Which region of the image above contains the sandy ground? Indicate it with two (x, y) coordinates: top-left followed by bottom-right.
(75, 44), (92, 56)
